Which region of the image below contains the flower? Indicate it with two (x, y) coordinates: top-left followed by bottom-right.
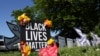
(17, 13), (30, 26)
(24, 45), (31, 55)
(43, 19), (52, 27)
(20, 41), (31, 56)
(47, 38), (54, 45)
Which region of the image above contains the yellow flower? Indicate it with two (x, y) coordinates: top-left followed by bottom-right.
(18, 13), (30, 23)
(23, 44), (31, 56)
(23, 17), (30, 23)
(47, 38), (54, 45)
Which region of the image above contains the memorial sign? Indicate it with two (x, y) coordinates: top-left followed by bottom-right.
(20, 20), (50, 51)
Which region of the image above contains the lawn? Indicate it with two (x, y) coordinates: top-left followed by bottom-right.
(0, 51), (37, 56)
(0, 51), (21, 56)
(0, 47), (100, 56)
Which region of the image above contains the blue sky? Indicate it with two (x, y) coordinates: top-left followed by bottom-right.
(0, 0), (33, 37)
(0, 0), (59, 37)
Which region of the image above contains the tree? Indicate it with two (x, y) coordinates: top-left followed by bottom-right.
(33, 0), (100, 35)
(11, 0), (100, 37)
(11, 6), (35, 24)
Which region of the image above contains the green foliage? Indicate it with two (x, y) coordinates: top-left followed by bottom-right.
(59, 47), (100, 56)
(33, 0), (100, 35)
(11, 6), (35, 24)
(94, 24), (100, 37)
(11, 0), (100, 37)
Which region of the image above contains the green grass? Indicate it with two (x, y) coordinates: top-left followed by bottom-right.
(0, 51), (38, 56)
(0, 47), (100, 56)
(59, 47), (100, 56)
(0, 51), (20, 56)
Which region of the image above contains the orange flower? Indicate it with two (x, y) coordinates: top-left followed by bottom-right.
(44, 19), (52, 27)
(20, 42), (31, 56)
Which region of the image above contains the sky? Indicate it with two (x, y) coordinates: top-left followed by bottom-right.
(0, 0), (59, 37)
(0, 0), (33, 37)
